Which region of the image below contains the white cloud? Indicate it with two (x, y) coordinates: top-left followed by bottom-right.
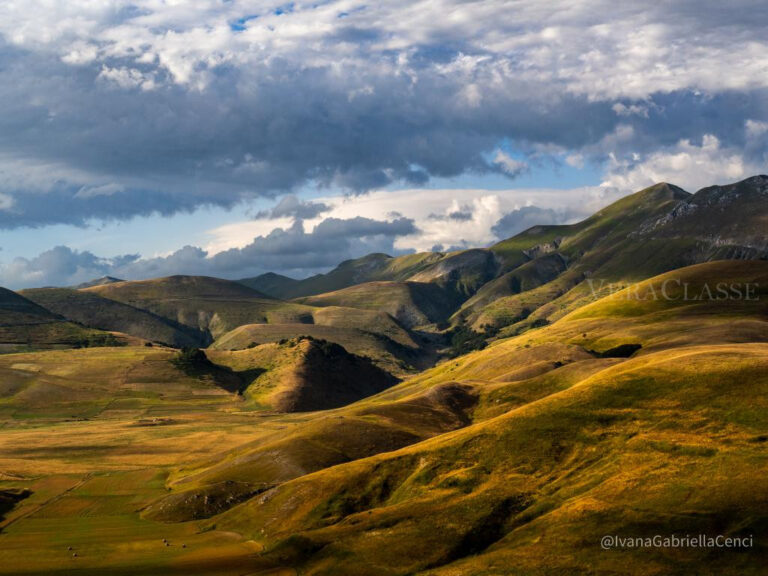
(493, 151), (528, 177)
(602, 134), (757, 192)
(746, 119), (768, 139)
(612, 103), (649, 118)
(204, 186), (617, 257)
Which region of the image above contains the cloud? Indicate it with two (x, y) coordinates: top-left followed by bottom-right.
(0, 214), (419, 288)
(491, 206), (578, 238)
(0, 246), (139, 288)
(254, 195), (331, 220)
(1, 184), (624, 288)
(493, 151), (528, 177)
(0, 1), (765, 226)
(601, 134), (760, 192)
(428, 200), (474, 222)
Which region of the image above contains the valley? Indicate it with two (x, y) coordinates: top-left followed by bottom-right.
(0, 177), (767, 575)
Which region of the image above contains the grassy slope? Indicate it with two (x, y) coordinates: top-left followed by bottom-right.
(459, 183), (698, 332)
(1, 261), (766, 575)
(210, 306), (420, 374)
(84, 277), (427, 369)
(237, 271), (299, 298)
(0, 345), (271, 575)
(84, 275), (320, 340)
(201, 260), (768, 575)
(208, 337), (397, 412)
(0, 287), (129, 354)
(248, 252), (447, 299)
(295, 281), (464, 329)
(20, 288), (205, 348)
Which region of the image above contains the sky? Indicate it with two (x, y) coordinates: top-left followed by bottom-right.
(0, 0), (766, 289)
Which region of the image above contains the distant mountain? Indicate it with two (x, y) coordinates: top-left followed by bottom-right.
(5, 176), (767, 368)
(78, 275), (425, 370)
(240, 252), (447, 299)
(75, 276), (124, 289)
(238, 271), (299, 298)
(295, 281), (464, 329)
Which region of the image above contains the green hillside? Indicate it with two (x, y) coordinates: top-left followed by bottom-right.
(84, 275), (317, 341)
(295, 281), (464, 329)
(0, 288), (129, 354)
(21, 287), (205, 348)
(210, 309), (420, 374)
(242, 252), (448, 299)
(196, 260), (768, 575)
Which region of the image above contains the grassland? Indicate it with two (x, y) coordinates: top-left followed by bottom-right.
(1, 260), (765, 574)
(295, 281), (463, 329)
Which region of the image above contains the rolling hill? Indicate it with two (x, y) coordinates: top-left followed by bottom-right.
(0, 287), (129, 353)
(210, 305), (422, 371)
(82, 275), (318, 342)
(295, 281), (464, 329)
(193, 260), (768, 575)
(239, 252), (447, 299)
(20, 287), (206, 348)
(209, 336), (398, 412)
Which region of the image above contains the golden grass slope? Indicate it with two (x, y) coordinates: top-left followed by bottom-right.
(196, 260), (768, 575)
(211, 305), (421, 373)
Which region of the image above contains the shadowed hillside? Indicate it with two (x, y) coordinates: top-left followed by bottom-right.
(21, 287), (206, 348)
(0, 288), (129, 353)
(209, 336), (398, 412)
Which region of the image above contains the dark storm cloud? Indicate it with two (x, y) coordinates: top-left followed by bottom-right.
(0, 1), (766, 228)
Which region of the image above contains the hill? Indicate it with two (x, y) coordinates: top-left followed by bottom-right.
(237, 271), (299, 298)
(83, 275), (317, 342)
(20, 287), (205, 348)
(295, 281), (464, 329)
(1, 259), (766, 575)
(209, 336), (398, 412)
(75, 276), (124, 289)
(210, 306), (422, 374)
(458, 178), (768, 333)
(0, 287), (128, 353)
(194, 260), (768, 575)
(241, 252), (449, 299)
